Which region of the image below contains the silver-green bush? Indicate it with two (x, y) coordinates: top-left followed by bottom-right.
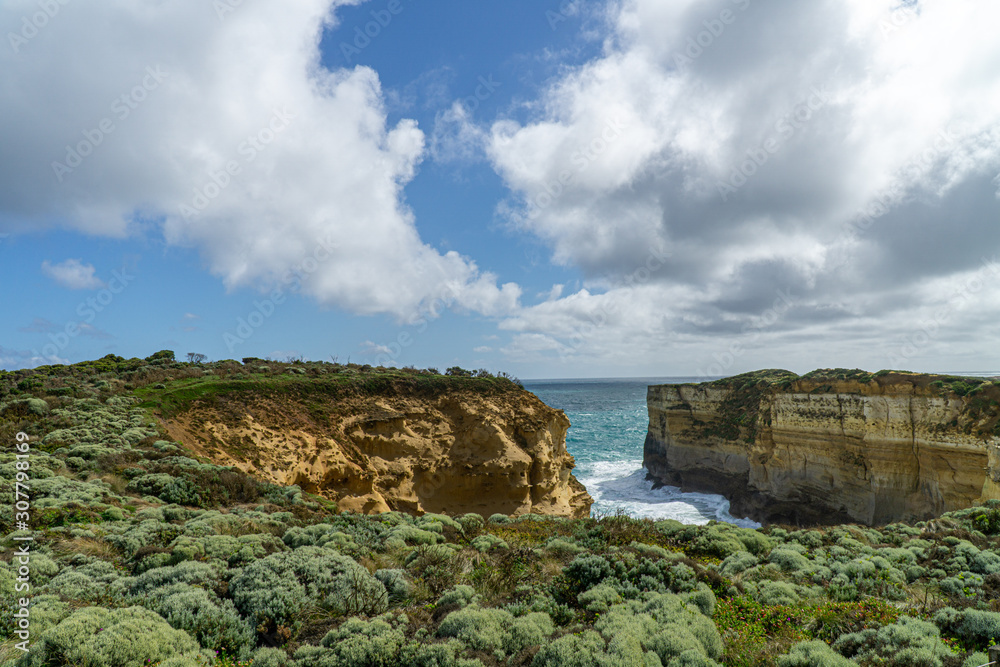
(230, 545), (387, 634)
(19, 605), (204, 667)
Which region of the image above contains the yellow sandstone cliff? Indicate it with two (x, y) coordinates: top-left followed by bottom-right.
(160, 383), (592, 518)
(644, 370), (1000, 526)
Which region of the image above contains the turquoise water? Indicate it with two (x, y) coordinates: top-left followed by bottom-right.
(523, 378), (759, 527)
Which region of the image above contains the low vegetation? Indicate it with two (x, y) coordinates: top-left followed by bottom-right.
(3, 355), (1000, 665)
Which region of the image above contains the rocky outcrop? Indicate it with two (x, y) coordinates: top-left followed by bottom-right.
(161, 385), (592, 518)
(644, 370), (1000, 526)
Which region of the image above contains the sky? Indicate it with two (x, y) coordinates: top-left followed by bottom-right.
(1, 0), (999, 379)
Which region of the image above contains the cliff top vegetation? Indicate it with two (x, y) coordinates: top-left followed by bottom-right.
(5, 354), (1000, 666)
(664, 368), (1000, 397)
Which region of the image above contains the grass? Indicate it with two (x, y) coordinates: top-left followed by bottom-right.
(715, 597), (903, 667)
(134, 369), (522, 419)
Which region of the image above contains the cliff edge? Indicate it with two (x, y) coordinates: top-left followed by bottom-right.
(141, 368), (592, 518)
(644, 369), (1000, 526)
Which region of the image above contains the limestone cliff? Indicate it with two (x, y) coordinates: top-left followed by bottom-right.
(644, 370), (1000, 526)
(155, 379), (592, 518)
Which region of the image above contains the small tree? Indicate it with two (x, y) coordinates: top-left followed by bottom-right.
(445, 366), (473, 377)
(187, 352), (207, 364)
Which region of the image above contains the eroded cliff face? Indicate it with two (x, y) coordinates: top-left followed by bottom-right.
(161, 387), (592, 518)
(644, 371), (1000, 525)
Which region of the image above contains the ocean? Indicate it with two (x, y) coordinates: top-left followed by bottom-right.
(523, 378), (759, 528)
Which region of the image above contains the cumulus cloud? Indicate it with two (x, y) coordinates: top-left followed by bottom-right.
(0, 345), (66, 370)
(484, 0), (1000, 372)
(0, 0), (519, 320)
(361, 340), (394, 357)
(40, 259), (106, 290)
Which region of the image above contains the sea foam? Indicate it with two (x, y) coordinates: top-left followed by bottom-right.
(525, 377), (760, 528)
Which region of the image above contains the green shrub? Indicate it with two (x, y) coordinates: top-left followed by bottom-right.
(405, 544), (459, 595)
(752, 580), (801, 606)
(127, 560), (224, 596)
(533, 629), (641, 666)
(779, 641), (856, 667)
(437, 585), (480, 609)
(0, 594), (70, 641)
(939, 572), (983, 597)
(933, 607), (1000, 649)
(471, 534), (509, 552)
(230, 546), (387, 634)
(963, 652), (989, 667)
(43, 559), (123, 602)
(630, 542), (675, 560)
(281, 514), (391, 553)
(2, 397), (50, 416)
(972, 550), (1000, 576)
(294, 614), (407, 667)
(398, 640), (485, 667)
(544, 537), (584, 560)
(833, 616), (950, 667)
(590, 592), (722, 666)
(563, 554), (617, 595)
(102, 506), (126, 522)
(419, 513), (462, 533)
(769, 548), (811, 573)
(790, 531), (825, 549)
(877, 547), (917, 567)
(19, 605), (205, 667)
(128, 473), (202, 506)
(720, 551), (759, 577)
(375, 569), (411, 604)
(391, 524), (444, 546)
(682, 586), (717, 617)
(691, 524), (749, 558)
(437, 605), (553, 657)
(253, 647), (291, 667)
(168, 532), (286, 567)
(457, 513), (485, 535)
(578, 583), (624, 614)
(104, 518), (184, 558)
(150, 584), (256, 659)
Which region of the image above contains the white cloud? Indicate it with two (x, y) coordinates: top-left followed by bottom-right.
(40, 259), (105, 290)
(431, 101), (489, 164)
(484, 0), (1000, 372)
(473, 345), (493, 353)
(361, 340), (394, 357)
(0, 346), (67, 370)
(0, 0), (519, 320)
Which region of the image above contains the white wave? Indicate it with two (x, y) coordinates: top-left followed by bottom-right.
(577, 460), (760, 528)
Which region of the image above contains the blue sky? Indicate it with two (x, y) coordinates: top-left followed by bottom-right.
(2, 0), (1000, 378)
